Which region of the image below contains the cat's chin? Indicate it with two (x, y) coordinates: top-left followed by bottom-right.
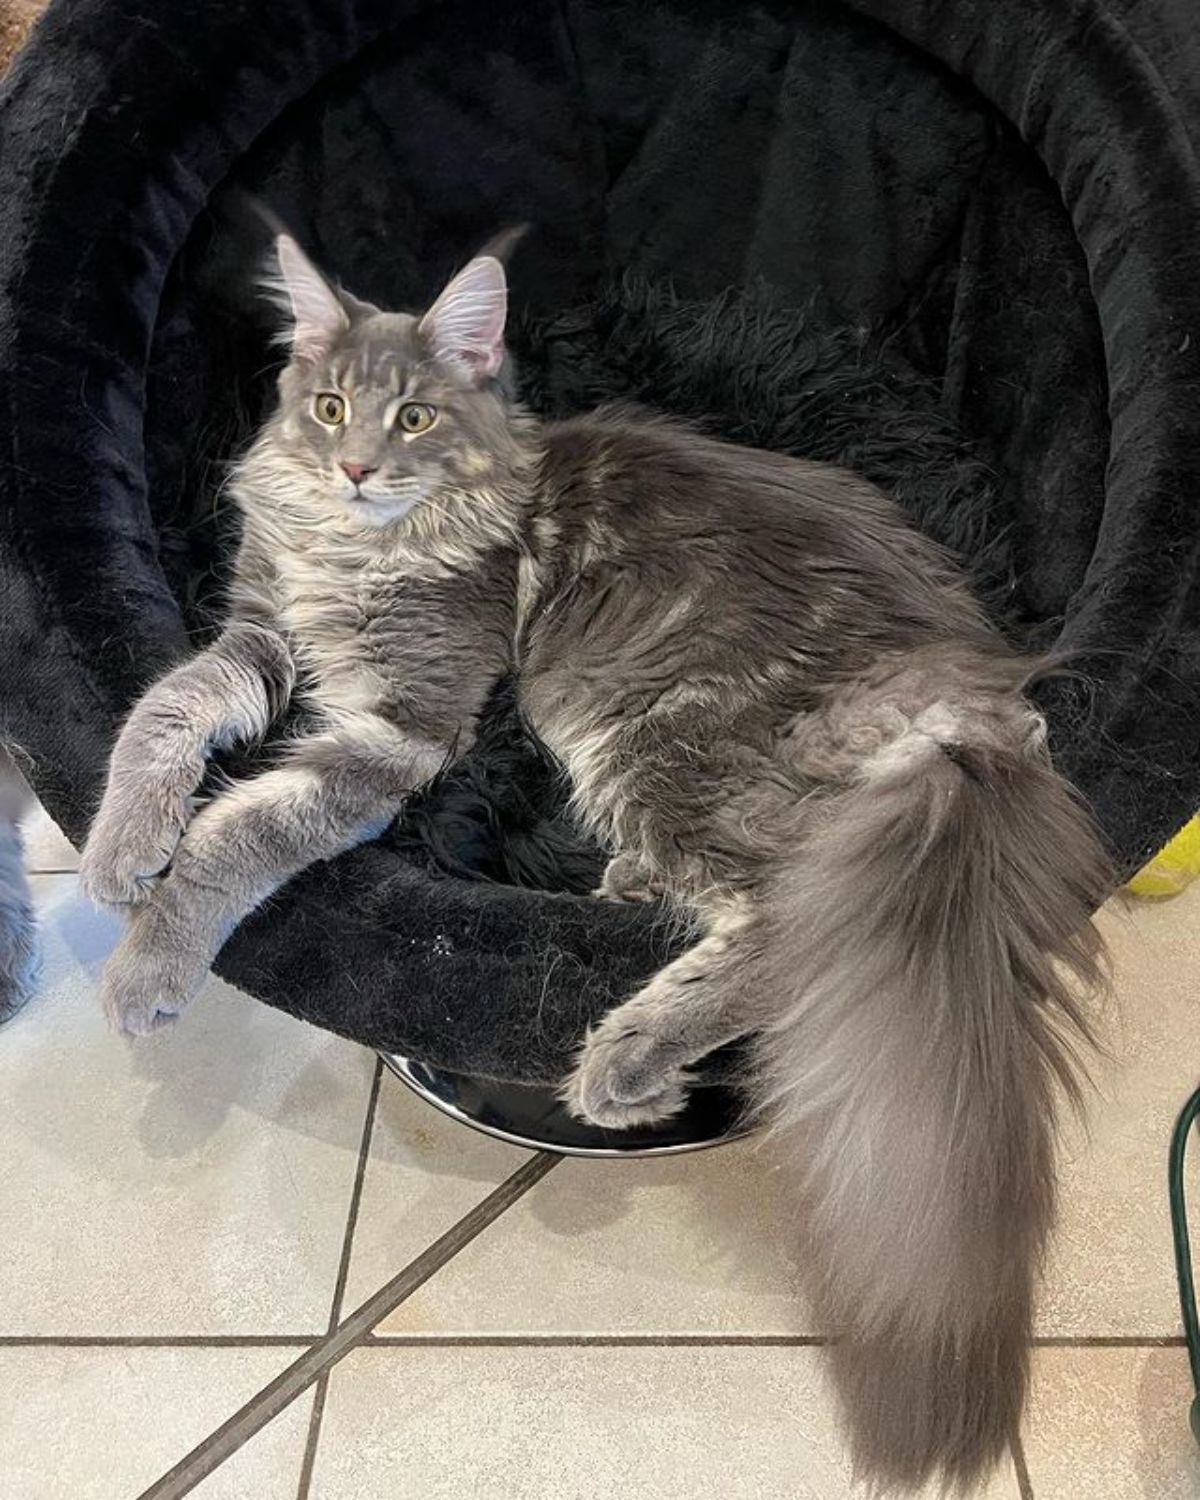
(341, 492), (424, 527)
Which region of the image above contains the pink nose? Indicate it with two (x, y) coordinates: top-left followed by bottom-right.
(340, 461), (376, 485)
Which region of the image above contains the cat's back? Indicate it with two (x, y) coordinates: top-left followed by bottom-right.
(541, 407), (966, 591)
(532, 405), (988, 668)
(541, 406), (911, 551)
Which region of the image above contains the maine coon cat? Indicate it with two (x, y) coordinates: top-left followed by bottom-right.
(81, 234), (1110, 1491)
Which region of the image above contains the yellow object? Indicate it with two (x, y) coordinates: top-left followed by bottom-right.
(1126, 814), (1200, 898)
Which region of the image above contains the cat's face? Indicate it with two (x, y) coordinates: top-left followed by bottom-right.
(257, 236), (512, 528)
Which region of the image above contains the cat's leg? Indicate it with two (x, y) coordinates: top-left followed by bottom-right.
(562, 897), (758, 1128)
(0, 748), (39, 1021)
(81, 624), (294, 908)
(99, 716), (447, 1036)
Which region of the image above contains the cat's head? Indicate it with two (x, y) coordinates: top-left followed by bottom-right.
(250, 234), (519, 528)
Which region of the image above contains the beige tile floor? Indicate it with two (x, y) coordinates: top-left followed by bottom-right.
(2, 799), (1199, 1498)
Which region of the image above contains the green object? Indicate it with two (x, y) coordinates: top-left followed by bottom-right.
(1169, 1083), (1200, 1441)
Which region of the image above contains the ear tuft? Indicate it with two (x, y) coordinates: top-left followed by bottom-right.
(418, 256), (507, 383)
(263, 234), (348, 355)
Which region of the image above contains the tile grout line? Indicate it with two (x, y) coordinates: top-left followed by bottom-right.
(324, 1059), (385, 1332)
(354, 1331), (1189, 1348)
(0, 1331), (1186, 1350)
(1011, 1430), (1035, 1500)
(1032, 1334), (1187, 1347)
(0, 1335), (319, 1348)
(295, 1056), (383, 1500)
(134, 1150), (561, 1500)
(361, 1333), (833, 1347)
(295, 1374), (329, 1500)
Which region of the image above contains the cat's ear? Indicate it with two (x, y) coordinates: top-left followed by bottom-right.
(266, 234), (349, 356)
(418, 256), (507, 383)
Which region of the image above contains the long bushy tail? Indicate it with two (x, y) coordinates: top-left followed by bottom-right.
(750, 694), (1110, 1490)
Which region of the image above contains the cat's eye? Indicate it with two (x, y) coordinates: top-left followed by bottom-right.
(314, 392), (346, 425)
(397, 402), (437, 434)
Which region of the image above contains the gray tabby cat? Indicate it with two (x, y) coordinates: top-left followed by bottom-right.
(81, 236), (1111, 1492)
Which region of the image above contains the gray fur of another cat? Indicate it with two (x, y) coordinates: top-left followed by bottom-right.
(82, 237), (1111, 1494)
(0, 746), (39, 1021)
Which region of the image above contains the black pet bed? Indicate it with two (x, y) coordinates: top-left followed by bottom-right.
(1, 0), (1199, 1098)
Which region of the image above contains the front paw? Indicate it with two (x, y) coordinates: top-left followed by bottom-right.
(561, 1023), (690, 1129)
(101, 916), (207, 1037)
(81, 796), (192, 909)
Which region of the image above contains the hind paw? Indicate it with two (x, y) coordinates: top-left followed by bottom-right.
(561, 1023), (690, 1129)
